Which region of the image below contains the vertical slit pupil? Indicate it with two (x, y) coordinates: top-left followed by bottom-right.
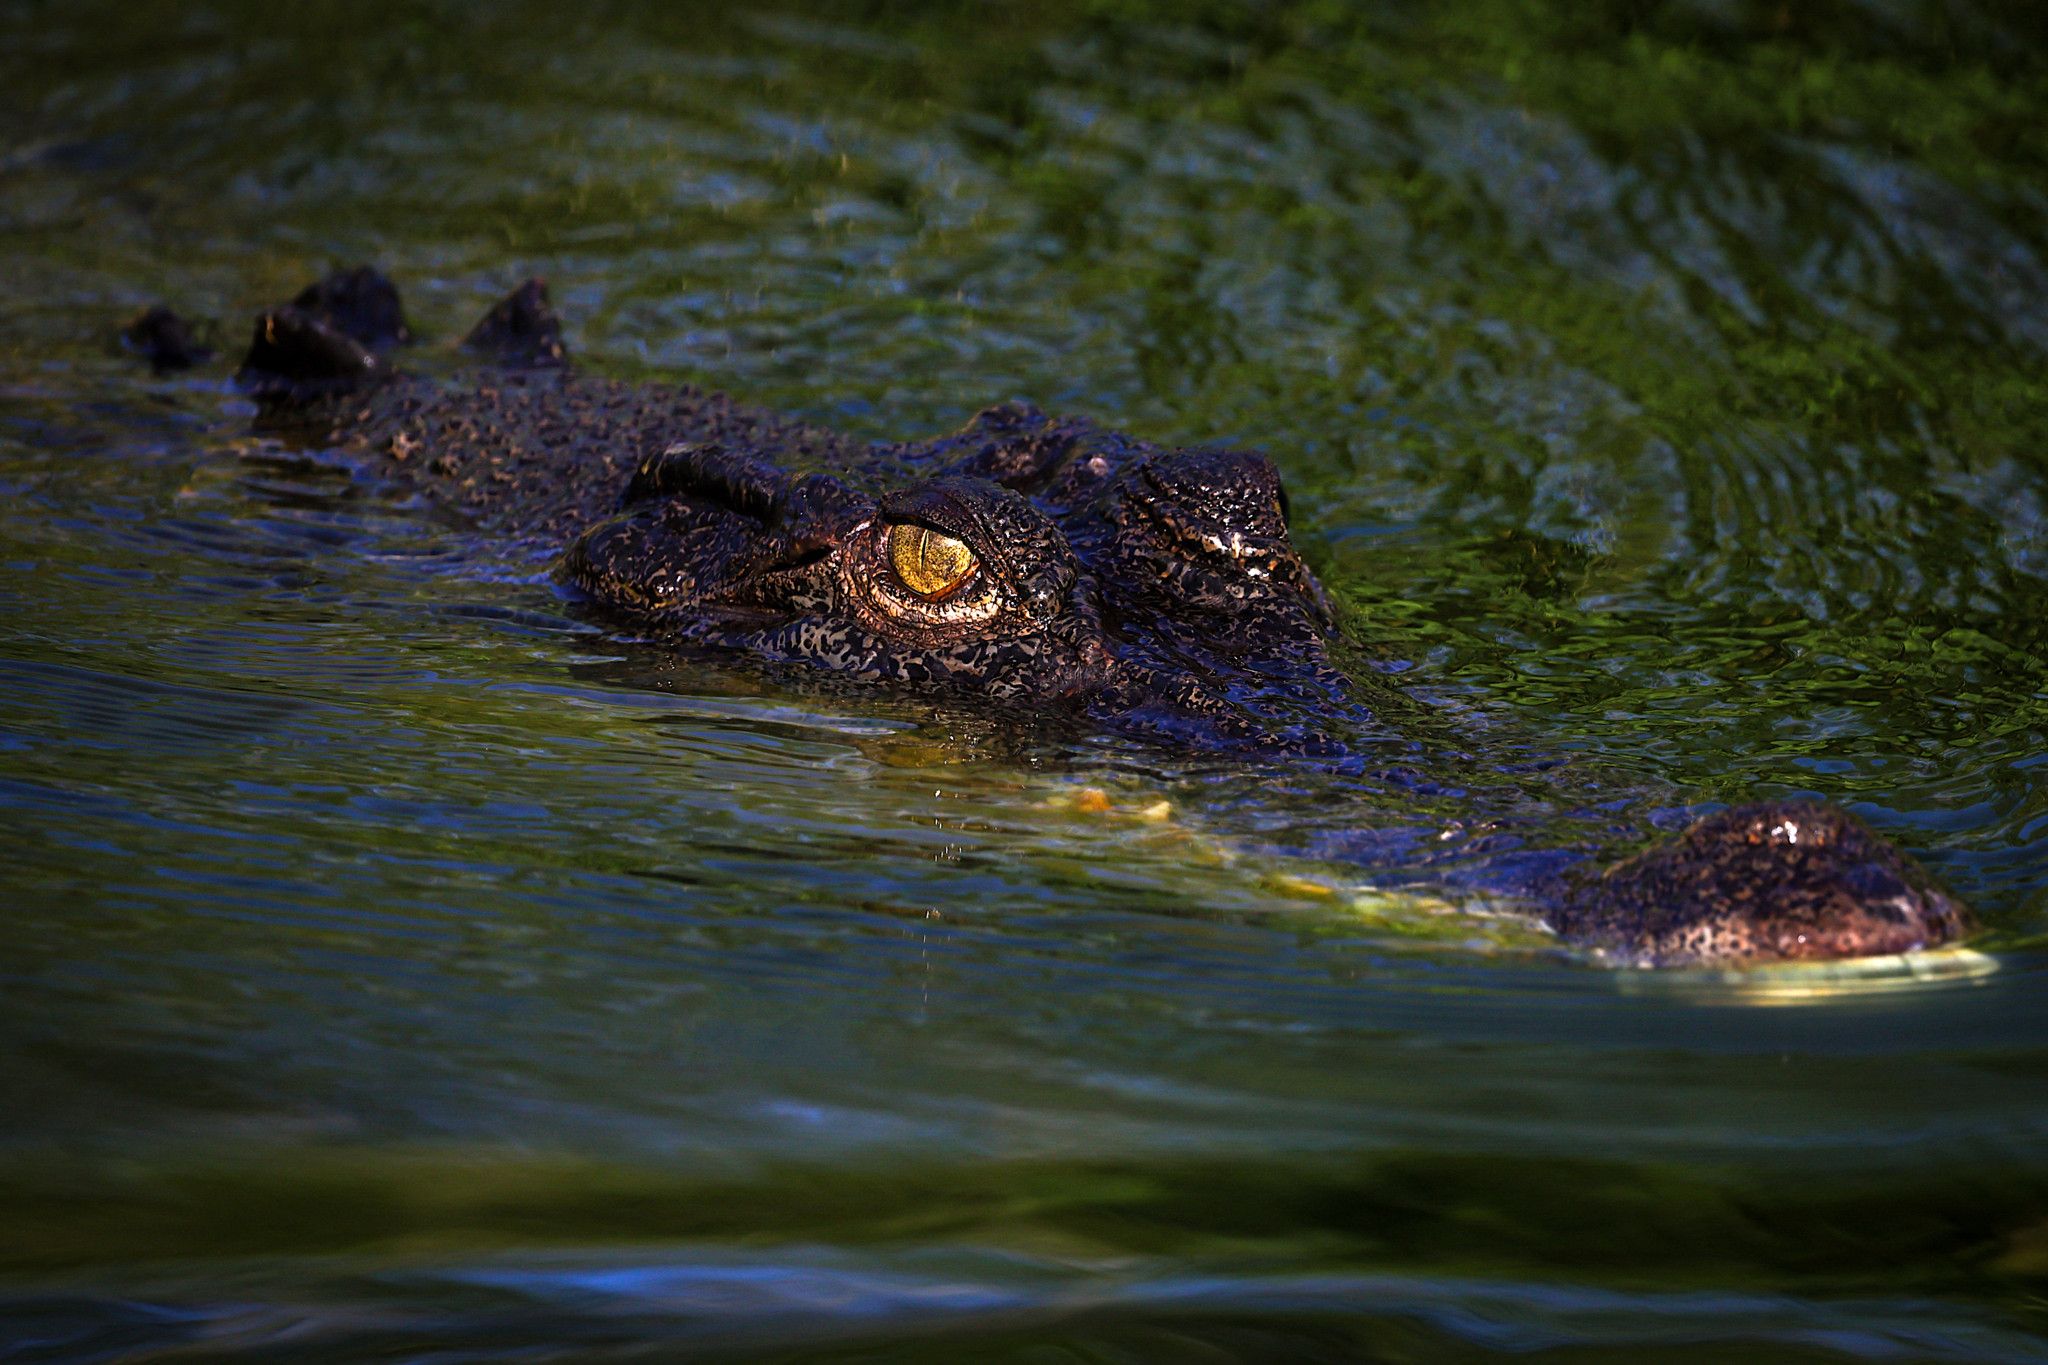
(890, 523), (975, 599)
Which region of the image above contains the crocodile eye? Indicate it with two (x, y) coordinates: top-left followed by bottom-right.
(887, 522), (978, 601)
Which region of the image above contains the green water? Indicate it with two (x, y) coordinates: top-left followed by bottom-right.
(4, 1), (2047, 1359)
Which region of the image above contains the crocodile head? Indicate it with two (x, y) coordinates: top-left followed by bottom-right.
(220, 270), (1976, 968)
(557, 407), (1970, 967)
(560, 404), (1366, 757)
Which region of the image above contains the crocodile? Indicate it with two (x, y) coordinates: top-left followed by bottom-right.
(143, 267), (1972, 968)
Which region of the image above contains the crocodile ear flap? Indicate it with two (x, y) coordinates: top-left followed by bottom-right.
(569, 444), (869, 615)
(621, 442), (868, 579)
(621, 442), (784, 519)
(930, 402), (1092, 492)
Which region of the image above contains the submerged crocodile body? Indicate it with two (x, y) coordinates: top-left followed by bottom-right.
(142, 268), (1971, 967)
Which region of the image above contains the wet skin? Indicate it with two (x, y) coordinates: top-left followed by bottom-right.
(172, 269), (1971, 968)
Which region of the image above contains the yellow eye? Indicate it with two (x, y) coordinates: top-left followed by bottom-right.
(887, 522), (978, 600)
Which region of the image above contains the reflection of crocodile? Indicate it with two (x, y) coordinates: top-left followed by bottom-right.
(147, 268), (1970, 967)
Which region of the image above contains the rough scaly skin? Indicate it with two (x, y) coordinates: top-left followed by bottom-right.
(1551, 802), (1969, 967)
(205, 269), (1971, 968)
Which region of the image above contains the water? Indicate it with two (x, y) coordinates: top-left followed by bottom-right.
(4, 1), (2047, 1359)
